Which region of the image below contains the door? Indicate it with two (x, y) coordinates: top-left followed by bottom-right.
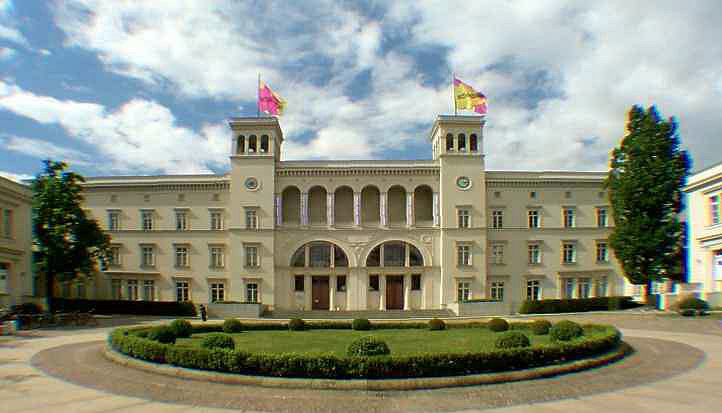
(386, 275), (404, 310)
(312, 276), (330, 310)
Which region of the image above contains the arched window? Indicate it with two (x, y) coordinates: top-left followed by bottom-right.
(282, 186), (301, 225)
(470, 134), (478, 152)
(366, 241), (425, 267)
(387, 185), (406, 226)
(248, 135), (257, 153)
(308, 186), (327, 225)
(260, 135), (269, 153)
(290, 242), (348, 268)
(237, 135), (245, 154)
(445, 133), (454, 151)
(334, 186), (354, 226)
(414, 185), (433, 226)
(457, 133), (466, 152)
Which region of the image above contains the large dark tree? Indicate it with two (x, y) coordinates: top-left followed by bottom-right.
(605, 105), (690, 303)
(32, 160), (111, 312)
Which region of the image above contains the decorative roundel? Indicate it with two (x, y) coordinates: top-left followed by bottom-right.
(244, 177), (259, 191)
(456, 176), (472, 190)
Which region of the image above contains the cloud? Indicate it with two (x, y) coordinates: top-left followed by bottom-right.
(1, 134), (93, 165)
(0, 0), (28, 47)
(0, 46), (15, 60)
(0, 170), (33, 183)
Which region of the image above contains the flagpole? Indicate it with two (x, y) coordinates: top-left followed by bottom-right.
(257, 73), (261, 117)
(452, 72), (457, 116)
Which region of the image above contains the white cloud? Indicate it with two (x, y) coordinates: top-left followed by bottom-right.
(0, 46), (15, 60)
(0, 170), (32, 183)
(1, 134), (93, 165)
(0, 23), (26, 46)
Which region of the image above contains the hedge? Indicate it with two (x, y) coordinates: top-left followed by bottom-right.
(109, 323), (622, 379)
(53, 298), (197, 316)
(519, 296), (641, 314)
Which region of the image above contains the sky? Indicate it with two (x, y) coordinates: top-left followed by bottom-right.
(1, 0), (721, 183)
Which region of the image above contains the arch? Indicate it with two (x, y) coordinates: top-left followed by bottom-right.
(387, 185), (406, 226)
(457, 133), (466, 152)
(287, 239), (355, 268)
(445, 133), (454, 151)
(308, 186), (327, 225)
(248, 135), (257, 153)
(470, 134), (478, 152)
(361, 185), (380, 226)
(334, 186), (354, 227)
(236, 135), (245, 154)
(282, 186), (301, 225)
(362, 239), (429, 268)
(414, 185), (433, 226)
(260, 135), (269, 153)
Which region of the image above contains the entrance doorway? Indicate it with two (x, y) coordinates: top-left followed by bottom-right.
(312, 276), (330, 310)
(386, 275), (404, 310)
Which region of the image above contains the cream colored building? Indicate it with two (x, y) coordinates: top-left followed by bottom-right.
(80, 115), (625, 314)
(684, 162), (722, 307)
(0, 176), (33, 308)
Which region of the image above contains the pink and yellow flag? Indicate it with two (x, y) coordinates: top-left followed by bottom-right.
(258, 81), (286, 116)
(453, 77), (487, 114)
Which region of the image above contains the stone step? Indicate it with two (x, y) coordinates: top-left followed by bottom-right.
(263, 309), (455, 320)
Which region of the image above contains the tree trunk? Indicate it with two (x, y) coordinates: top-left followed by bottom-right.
(44, 272), (55, 313)
(644, 279), (656, 308)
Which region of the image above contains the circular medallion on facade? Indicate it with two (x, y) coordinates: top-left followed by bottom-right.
(244, 177), (259, 191)
(456, 176), (472, 190)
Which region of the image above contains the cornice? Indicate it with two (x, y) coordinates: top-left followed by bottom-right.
(486, 180), (604, 188)
(83, 182), (230, 192)
(277, 167), (439, 177)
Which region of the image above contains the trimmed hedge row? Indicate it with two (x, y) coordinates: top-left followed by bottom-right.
(109, 323), (621, 379)
(53, 298), (197, 316)
(519, 296), (641, 314)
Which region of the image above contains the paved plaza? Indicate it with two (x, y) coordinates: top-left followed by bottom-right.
(1, 313), (721, 412)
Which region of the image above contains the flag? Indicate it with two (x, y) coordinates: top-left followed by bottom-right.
(258, 81), (286, 116)
(454, 77), (487, 114)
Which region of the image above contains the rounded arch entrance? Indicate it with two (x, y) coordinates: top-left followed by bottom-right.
(287, 240), (353, 311)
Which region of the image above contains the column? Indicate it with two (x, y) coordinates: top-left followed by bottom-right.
(421, 274), (428, 309)
(403, 274), (411, 310)
(300, 192), (309, 226)
(275, 194), (282, 226)
(304, 275), (312, 310)
(380, 192), (387, 227)
(379, 275), (386, 310)
(432, 192), (439, 227)
(240, 278), (246, 303)
(406, 191), (414, 227)
(327, 192), (335, 227)
(329, 275), (336, 311)
(353, 192), (361, 227)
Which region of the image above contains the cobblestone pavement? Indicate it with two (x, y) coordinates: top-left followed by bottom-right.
(1, 313), (721, 412)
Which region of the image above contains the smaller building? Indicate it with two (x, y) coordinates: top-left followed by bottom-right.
(0, 176), (33, 308)
(685, 162), (722, 307)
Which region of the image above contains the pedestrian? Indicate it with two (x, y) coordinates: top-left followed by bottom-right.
(200, 304), (207, 322)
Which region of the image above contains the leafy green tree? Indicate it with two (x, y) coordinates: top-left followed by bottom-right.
(32, 160), (111, 312)
(605, 105), (690, 303)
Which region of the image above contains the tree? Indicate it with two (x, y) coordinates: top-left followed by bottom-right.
(32, 160), (111, 312)
(605, 105), (690, 303)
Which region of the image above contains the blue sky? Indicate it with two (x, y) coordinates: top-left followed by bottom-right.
(1, 0), (721, 181)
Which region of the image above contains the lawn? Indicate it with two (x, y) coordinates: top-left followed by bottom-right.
(175, 327), (610, 356)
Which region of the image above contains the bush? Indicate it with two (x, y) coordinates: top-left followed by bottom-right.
(347, 336), (391, 357)
(288, 318), (306, 331)
(223, 319), (243, 333)
(201, 333), (236, 350)
(170, 320), (193, 338)
(488, 318), (509, 332)
(134, 329), (150, 338)
(52, 298), (196, 316)
(495, 331), (531, 349)
(677, 297), (709, 313)
(550, 320), (583, 341)
(428, 318), (446, 331)
(352, 318), (371, 331)
(680, 309), (696, 317)
(11, 302), (43, 314)
(519, 296), (640, 314)
(530, 320), (552, 335)
(147, 326), (176, 344)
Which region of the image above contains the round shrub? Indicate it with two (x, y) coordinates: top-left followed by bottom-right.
(488, 318), (509, 332)
(428, 318), (446, 331)
(134, 329), (150, 338)
(288, 318), (306, 331)
(352, 318), (371, 331)
(550, 320), (583, 341)
(201, 333), (235, 350)
(347, 336), (391, 357)
(530, 319), (552, 335)
(495, 331), (531, 349)
(677, 297), (709, 315)
(147, 326), (176, 344)
(223, 318), (243, 333)
(169, 319), (193, 338)
(680, 308), (696, 317)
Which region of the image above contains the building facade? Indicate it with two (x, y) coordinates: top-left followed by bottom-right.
(684, 162), (722, 307)
(80, 115), (625, 313)
(0, 176), (33, 308)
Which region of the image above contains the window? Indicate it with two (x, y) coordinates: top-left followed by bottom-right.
(493, 191), (501, 199)
(175, 245), (189, 268)
(245, 245), (259, 268)
(457, 244), (472, 267)
(245, 209), (258, 229)
(528, 209), (540, 228)
(210, 246), (225, 268)
(491, 281), (504, 301)
(469, 134), (478, 152)
(246, 283), (258, 303)
(527, 280), (541, 300)
(310, 243), (332, 267)
(492, 210), (503, 229)
(596, 276), (608, 297)
(294, 275), (304, 292)
(2, 209), (11, 238)
(528, 244), (541, 264)
(457, 281), (471, 302)
(491, 244), (504, 264)
(143, 280), (155, 301)
(0, 263), (8, 294)
(578, 278), (591, 298)
(597, 207), (608, 227)
(108, 246), (121, 266)
(210, 282), (225, 303)
(210, 211), (224, 230)
(563, 278), (575, 298)
(458, 133), (466, 151)
(141, 210), (153, 231)
(596, 241), (609, 262)
(127, 279), (139, 301)
(175, 210), (188, 231)
(108, 211), (120, 231)
(563, 208), (575, 228)
(337, 275), (346, 292)
(383, 242), (405, 267)
(711, 195), (720, 226)
(369, 274), (379, 291)
(141, 246), (155, 267)
(564, 191), (572, 199)
(562, 242), (577, 263)
(445, 133), (454, 151)
(411, 274), (421, 291)
(176, 280), (190, 302)
(111, 279), (122, 300)
(458, 208), (470, 228)
(530, 191), (537, 199)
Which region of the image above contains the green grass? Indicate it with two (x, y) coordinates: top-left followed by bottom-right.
(176, 327), (611, 356)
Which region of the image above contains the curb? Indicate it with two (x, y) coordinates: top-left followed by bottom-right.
(103, 342), (631, 391)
